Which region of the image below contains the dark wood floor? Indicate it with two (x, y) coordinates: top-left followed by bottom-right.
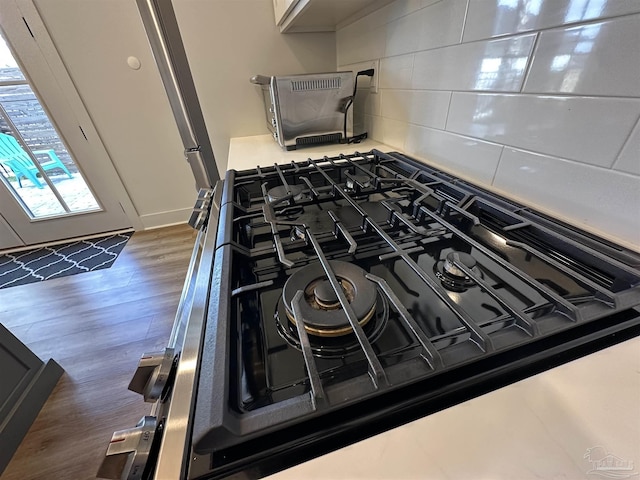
(0, 224), (197, 480)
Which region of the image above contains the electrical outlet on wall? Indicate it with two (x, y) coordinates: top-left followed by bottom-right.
(370, 59), (380, 94)
(345, 59), (380, 94)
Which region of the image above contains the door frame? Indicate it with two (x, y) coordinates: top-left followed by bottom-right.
(0, 0), (141, 248)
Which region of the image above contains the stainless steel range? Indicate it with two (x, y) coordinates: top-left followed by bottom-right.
(99, 149), (640, 480)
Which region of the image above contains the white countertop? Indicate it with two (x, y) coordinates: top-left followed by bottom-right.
(266, 337), (640, 480)
(228, 135), (640, 480)
(228, 135), (392, 172)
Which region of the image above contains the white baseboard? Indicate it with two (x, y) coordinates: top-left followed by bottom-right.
(139, 208), (192, 230)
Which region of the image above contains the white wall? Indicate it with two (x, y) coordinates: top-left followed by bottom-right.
(34, 0), (335, 227)
(337, 0), (640, 250)
(172, 0), (336, 175)
(34, 0), (198, 229)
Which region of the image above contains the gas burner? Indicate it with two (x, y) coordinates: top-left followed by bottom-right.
(276, 262), (388, 357)
(345, 174), (371, 190)
(435, 251), (481, 292)
(291, 203), (390, 240)
(292, 212), (334, 240)
(267, 185), (304, 203)
(281, 261), (377, 337)
(333, 203), (389, 228)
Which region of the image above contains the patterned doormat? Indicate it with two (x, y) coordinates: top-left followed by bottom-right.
(0, 231), (133, 289)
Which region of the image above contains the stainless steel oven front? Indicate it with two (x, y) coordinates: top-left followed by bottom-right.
(98, 182), (222, 480)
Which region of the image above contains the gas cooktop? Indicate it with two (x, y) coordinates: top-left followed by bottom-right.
(186, 150), (640, 479)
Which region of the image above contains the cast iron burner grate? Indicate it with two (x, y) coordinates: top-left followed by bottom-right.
(188, 149), (640, 480)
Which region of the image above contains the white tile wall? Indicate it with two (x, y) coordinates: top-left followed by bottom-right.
(381, 117), (410, 149)
(463, 0), (640, 42)
(384, 9), (422, 56)
(613, 119), (640, 176)
(446, 93), (640, 167)
(405, 125), (504, 185)
(381, 90), (450, 129)
(523, 15), (640, 97)
(416, 0), (467, 51)
(493, 148), (640, 244)
(379, 54), (414, 89)
(411, 34), (536, 91)
(337, 0), (640, 249)
(336, 24), (385, 65)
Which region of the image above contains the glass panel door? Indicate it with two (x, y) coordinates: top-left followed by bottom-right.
(0, 34), (99, 220)
(0, 1), (135, 250)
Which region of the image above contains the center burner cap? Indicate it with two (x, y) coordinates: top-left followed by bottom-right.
(267, 185), (304, 203)
(345, 174), (371, 190)
(313, 280), (340, 308)
(443, 251), (477, 278)
(283, 261), (377, 337)
(437, 251), (481, 292)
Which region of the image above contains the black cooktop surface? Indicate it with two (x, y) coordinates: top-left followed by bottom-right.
(188, 150), (640, 480)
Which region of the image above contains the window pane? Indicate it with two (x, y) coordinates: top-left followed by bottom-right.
(0, 166), (66, 217)
(0, 33), (100, 218)
(0, 36), (25, 81)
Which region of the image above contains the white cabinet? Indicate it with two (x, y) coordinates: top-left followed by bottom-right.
(275, 0), (394, 33)
(273, 0), (298, 26)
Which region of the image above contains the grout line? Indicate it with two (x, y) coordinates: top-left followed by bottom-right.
(391, 120), (640, 179)
(610, 112), (640, 170)
(409, 52), (415, 90)
(372, 106), (640, 174)
(485, 90), (640, 100)
(460, 0), (471, 44)
(444, 91), (454, 130)
(370, 86), (640, 101)
(520, 32), (540, 92)
(341, 9), (640, 66)
(460, 10), (640, 44)
(491, 146), (506, 185)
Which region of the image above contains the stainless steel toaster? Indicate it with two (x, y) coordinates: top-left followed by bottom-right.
(251, 72), (354, 150)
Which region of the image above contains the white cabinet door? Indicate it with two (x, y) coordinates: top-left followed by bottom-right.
(273, 0), (299, 25)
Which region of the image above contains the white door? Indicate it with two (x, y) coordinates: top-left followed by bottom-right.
(0, 0), (137, 250)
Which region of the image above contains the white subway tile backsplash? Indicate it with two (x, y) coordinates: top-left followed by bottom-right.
(337, 0), (640, 247)
(337, 25), (385, 65)
(524, 15), (640, 97)
(364, 114), (384, 141)
(416, 0), (467, 51)
(446, 93), (640, 167)
(340, 0), (423, 40)
(405, 125), (503, 185)
(365, 91), (381, 116)
(380, 54), (414, 89)
(357, 0), (423, 30)
(385, 9), (421, 56)
(381, 117), (409, 149)
(381, 0), (424, 23)
(463, 0), (640, 42)
(381, 90), (450, 129)
(340, 3), (389, 34)
(493, 148), (640, 247)
(613, 118), (640, 176)
(411, 35), (536, 91)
